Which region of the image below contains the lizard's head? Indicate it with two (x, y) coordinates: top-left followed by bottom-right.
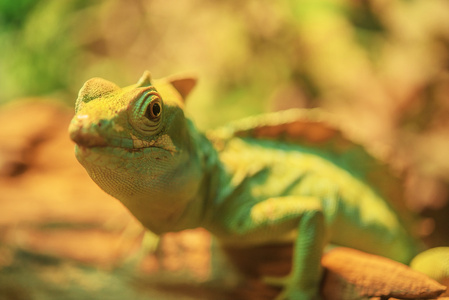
(69, 71), (196, 155)
(68, 71), (201, 230)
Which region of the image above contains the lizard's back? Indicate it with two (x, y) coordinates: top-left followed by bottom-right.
(208, 109), (422, 263)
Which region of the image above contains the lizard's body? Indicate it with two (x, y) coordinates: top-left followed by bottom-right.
(206, 129), (418, 260)
(69, 72), (446, 299)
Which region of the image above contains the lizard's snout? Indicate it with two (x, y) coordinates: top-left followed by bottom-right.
(69, 115), (108, 148)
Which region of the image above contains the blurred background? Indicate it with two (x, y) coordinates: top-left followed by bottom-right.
(1, 0), (449, 299)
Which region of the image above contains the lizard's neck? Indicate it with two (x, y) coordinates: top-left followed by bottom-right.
(125, 121), (217, 234)
(164, 123), (232, 232)
(131, 123), (231, 234)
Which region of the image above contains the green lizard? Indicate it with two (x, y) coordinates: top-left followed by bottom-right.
(68, 71), (448, 299)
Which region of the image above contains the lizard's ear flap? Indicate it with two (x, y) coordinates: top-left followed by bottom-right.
(169, 76), (197, 101)
(76, 77), (120, 112)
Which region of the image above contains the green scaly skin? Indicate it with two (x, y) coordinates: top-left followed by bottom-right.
(69, 71), (448, 300)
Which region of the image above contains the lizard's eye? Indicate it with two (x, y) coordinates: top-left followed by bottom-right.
(130, 90), (163, 135)
(145, 99), (162, 120)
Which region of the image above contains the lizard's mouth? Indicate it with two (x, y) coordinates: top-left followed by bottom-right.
(69, 114), (136, 150)
(70, 128), (174, 158)
(69, 118), (177, 156)
(70, 123), (150, 151)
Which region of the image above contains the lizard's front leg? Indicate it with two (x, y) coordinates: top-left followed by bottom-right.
(223, 196), (328, 300)
(266, 199), (327, 300)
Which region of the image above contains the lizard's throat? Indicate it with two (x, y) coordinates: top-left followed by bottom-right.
(76, 146), (205, 233)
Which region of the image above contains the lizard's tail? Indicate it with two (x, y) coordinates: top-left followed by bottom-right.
(410, 247), (449, 288)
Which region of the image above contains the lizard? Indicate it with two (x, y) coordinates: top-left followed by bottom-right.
(68, 71), (449, 300)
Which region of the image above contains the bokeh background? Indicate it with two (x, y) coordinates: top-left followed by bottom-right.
(3, 0), (449, 171)
(1, 0), (449, 299)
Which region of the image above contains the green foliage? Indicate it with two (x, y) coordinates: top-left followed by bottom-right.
(0, 0), (38, 29)
(0, 0), (92, 102)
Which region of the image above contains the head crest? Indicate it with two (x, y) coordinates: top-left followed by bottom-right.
(75, 77), (120, 112)
(77, 77), (120, 106)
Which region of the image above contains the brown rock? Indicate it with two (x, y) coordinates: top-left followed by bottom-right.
(321, 247), (447, 300)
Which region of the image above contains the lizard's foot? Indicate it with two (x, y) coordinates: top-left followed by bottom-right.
(264, 275), (321, 300)
(273, 289), (320, 300)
